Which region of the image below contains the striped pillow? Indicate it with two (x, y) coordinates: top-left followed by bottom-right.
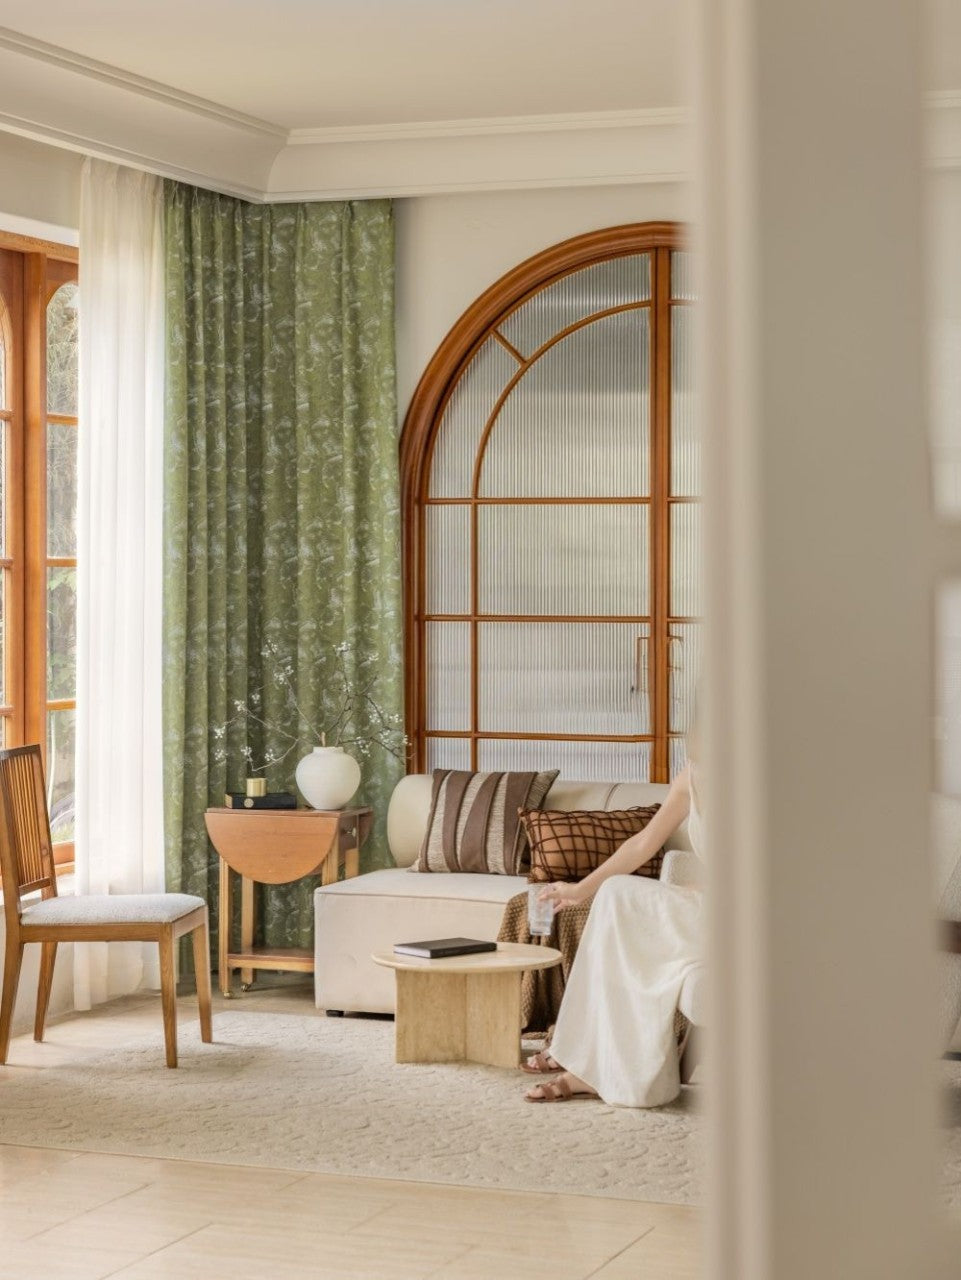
(415, 769), (560, 875)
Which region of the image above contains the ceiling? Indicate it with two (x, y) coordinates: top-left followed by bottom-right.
(0, 0), (687, 130)
(0, 2), (954, 205)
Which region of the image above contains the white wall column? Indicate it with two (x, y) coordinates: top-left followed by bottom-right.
(699, 1), (950, 1277)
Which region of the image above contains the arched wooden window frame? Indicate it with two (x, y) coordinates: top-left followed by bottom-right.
(400, 221), (689, 782)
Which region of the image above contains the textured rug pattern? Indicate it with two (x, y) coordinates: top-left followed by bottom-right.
(0, 1011), (705, 1205)
(5, 1009), (961, 1212)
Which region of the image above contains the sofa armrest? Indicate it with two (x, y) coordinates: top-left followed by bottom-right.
(660, 848), (704, 890)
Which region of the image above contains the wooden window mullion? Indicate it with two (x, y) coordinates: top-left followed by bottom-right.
(0, 249), (25, 748)
(22, 251), (46, 757)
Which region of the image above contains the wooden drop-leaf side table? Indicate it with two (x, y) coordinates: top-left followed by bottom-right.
(204, 806), (372, 997)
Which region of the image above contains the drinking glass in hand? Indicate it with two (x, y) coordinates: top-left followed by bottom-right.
(527, 885), (555, 937)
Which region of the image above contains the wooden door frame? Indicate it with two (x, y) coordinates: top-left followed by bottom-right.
(399, 221), (685, 777)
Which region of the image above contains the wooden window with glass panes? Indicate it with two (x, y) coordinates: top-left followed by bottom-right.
(401, 223), (699, 784)
(0, 240), (78, 870)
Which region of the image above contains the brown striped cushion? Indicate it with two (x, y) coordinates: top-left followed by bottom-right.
(414, 769), (560, 875)
(522, 806), (664, 883)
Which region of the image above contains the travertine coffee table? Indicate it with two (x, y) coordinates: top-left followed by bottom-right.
(372, 942), (562, 1069)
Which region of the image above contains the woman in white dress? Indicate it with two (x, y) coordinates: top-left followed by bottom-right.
(524, 762), (705, 1106)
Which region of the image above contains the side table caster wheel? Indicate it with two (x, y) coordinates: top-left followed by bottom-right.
(221, 990), (234, 1000)
(241, 983), (252, 992)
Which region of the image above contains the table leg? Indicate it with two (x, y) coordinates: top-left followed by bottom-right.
(394, 970), (467, 1063)
(218, 857), (232, 998)
(321, 846), (339, 886)
(465, 971), (523, 1069)
(344, 844), (360, 880)
(240, 876), (254, 987)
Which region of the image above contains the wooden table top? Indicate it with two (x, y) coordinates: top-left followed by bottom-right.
(372, 941), (562, 975)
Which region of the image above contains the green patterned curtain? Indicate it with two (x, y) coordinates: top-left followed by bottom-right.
(163, 183), (402, 958)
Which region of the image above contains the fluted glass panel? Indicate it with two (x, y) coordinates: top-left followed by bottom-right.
(669, 623), (701, 734)
(426, 505), (470, 614)
(429, 337), (516, 497)
(499, 256), (651, 359)
(479, 503), (649, 616)
(671, 306), (699, 496)
(478, 737), (652, 784)
(481, 310), (650, 498)
(479, 622), (649, 736)
(426, 622), (470, 731)
(426, 737), (472, 771)
(671, 251), (697, 301)
(671, 504), (701, 617)
(670, 737), (689, 779)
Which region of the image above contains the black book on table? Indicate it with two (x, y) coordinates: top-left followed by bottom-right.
(393, 938), (498, 960)
(223, 792), (298, 810)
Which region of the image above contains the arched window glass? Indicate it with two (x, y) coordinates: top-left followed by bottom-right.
(403, 225), (698, 784)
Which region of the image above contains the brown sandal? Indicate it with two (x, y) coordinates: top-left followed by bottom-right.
(525, 1075), (597, 1103)
(521, 1051), (561, 1075)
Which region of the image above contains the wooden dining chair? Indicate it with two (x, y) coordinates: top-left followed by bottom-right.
(0, 744), (213, 1067)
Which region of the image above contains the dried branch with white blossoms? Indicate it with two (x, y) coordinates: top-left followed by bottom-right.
(211, 641), (407, 775)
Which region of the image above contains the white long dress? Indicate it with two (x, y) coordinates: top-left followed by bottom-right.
(547, 784), (705, 1108)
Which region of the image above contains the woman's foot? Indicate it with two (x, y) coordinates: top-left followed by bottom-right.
(521, 1050), (561, 1075)
(525, 1071), (598, 1103)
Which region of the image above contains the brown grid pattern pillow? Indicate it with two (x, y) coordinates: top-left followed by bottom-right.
(522, 805), (664, 884)
(414, 768), (560, 875)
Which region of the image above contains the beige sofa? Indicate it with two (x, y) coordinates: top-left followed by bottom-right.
(313, 774), (698, 1019)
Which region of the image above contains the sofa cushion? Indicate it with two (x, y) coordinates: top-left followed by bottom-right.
(523, 806), (664, 883)
(414, 768), (558, 875)
(314, 870), (526, 1014)
(319, 867), (527, 905)
(387, 775), (690, 867)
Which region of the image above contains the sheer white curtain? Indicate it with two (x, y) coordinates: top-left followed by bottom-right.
(74, 159), (165, 1009)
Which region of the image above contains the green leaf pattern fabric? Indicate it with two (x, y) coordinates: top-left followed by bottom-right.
(162, 183), (402, 957)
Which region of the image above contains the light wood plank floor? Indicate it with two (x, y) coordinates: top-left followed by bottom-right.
(0, 980), (702, 1280)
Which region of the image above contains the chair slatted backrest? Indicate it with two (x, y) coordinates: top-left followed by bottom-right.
(0, 746), (56, 920)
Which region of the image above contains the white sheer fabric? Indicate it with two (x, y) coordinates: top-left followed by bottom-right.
(74, 159), (166, 1009)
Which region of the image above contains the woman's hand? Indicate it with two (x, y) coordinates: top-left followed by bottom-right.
(537, 881), (588, 913)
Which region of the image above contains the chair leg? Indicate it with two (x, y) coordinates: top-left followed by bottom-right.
(158, 927), (178, 1068)
(34, 941), (58, 1042)
(191, 914), (213, 1044)
(0, 937), (25, 1064)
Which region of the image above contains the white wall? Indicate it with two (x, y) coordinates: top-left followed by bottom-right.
(0, 131), (82, 231)
(394, 181), (693, 420)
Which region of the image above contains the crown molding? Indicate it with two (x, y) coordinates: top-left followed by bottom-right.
(267, 109), (692, 201)
(0, 25), (285, 139)
(287, 107), (689, 147)
(0, 24), (956, 200)
(0, 109), (268, 202)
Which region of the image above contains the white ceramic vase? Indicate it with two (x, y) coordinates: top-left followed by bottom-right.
(295, 746), (361, 810)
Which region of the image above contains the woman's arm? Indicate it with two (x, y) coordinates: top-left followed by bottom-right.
(539, 766), (692, 911)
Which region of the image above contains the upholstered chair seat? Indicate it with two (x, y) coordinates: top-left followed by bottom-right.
(19, 893), (205, 928)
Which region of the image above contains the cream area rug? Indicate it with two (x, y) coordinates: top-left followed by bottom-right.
(0, 1004), (704, 1206)
(5, 1004), (961, 1212)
